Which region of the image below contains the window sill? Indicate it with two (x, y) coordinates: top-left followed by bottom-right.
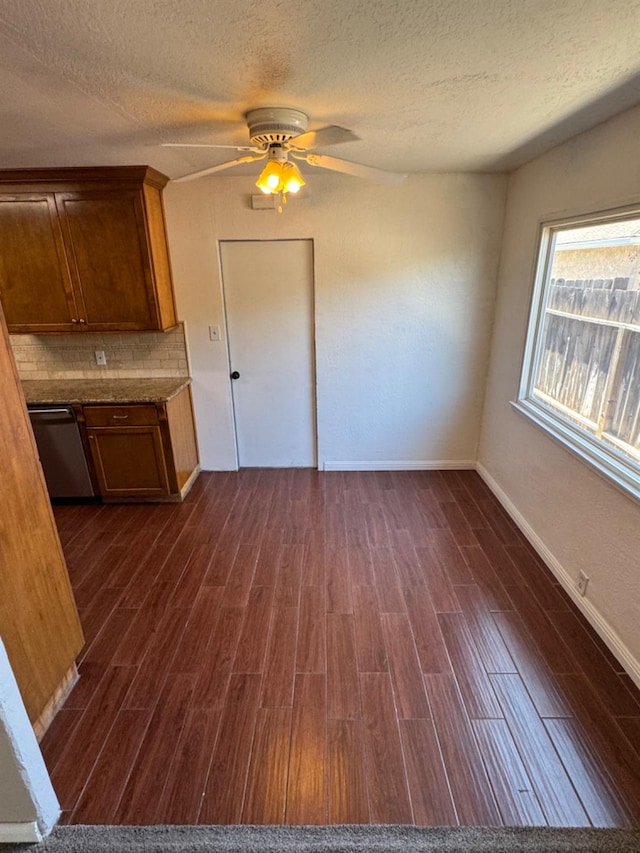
(511, 397), (640, 504)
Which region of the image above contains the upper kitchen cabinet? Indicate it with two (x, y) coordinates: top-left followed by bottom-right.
(0, 166), (178, 333)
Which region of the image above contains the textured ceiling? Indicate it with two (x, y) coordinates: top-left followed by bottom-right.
(1, 0), (640, 180)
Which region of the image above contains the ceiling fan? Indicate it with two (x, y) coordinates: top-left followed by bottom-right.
(163, 107), (407, 194)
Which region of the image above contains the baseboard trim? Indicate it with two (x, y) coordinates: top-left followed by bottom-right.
(322, 460), (476, 471)
(476, 462), (640, 692)
(0, 821), (46, 843)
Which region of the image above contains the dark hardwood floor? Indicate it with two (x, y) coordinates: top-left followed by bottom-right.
(41, 469), (640, 826)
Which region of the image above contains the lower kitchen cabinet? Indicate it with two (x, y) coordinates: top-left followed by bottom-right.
(86, 423), (170, 497)
(82, 386), (199, 501)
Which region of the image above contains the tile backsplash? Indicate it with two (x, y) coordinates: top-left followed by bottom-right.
(10, 323), (190, 380)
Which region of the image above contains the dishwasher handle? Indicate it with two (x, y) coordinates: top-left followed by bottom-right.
(28, 407), (77, 425)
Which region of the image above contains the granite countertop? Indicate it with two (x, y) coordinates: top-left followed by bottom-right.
(21, 377), (191, 405)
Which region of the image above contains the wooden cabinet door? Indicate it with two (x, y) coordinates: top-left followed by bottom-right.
(87, 425), (170, 497)
(0, 193), (79, 331)
(56, 190), (159, 331)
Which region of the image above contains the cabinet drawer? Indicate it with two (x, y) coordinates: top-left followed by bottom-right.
(83, 404), (159, 427)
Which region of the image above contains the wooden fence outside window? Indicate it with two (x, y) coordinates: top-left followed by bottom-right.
(535, 276), (640, 459)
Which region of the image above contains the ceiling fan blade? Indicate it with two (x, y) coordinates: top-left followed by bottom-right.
(287, 125), (359, 151)
(173, 153), (267, 183)
(161, 143), (263, 152)
(300, 153), (407, 186)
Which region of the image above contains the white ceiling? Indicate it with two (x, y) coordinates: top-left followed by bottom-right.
(1, 0), (640, 181)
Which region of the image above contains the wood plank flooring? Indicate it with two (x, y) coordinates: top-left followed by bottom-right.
(42, 469), (640, 826)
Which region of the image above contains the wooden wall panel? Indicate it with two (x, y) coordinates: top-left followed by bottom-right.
(0, 303), (84, 723)
(165, 386), (199, 492)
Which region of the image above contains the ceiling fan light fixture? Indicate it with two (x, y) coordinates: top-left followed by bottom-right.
(256, 160), (284, 194)
(281, 161), (305, 194)
(255, 158), (305, 196)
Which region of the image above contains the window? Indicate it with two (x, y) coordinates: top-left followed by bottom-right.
(516, 205), (640, 501)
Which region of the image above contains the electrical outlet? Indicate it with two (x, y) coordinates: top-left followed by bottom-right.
(577, 570), (589, 596)
(209, 325), (220, 342)
(95, 350), (107, 366)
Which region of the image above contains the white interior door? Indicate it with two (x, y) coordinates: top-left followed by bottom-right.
(220, 239), (316, 467)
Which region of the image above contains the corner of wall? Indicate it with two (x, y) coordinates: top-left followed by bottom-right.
(0, 641), (60, 841)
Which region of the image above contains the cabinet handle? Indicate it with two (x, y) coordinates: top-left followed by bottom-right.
(79, 318), (86, 324)
(71, 318), (78, 324)
(112, 414), (129, 419)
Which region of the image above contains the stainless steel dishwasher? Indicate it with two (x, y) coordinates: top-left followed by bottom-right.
(28, 406), (95, 498)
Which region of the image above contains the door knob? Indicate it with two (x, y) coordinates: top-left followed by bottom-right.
(230, 371), (240, 380)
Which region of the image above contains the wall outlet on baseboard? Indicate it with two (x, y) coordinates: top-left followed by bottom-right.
(95, 350), (107, 366)
(577, 570), (589, 596)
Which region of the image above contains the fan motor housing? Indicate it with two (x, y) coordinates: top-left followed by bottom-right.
(246, 107), (308, 146)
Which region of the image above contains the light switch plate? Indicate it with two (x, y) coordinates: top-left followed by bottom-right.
(209, 325), (220, 342)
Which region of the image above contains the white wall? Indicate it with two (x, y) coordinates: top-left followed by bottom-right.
(164, 172), (507, 471)
(0, 640), (59, 842)
(479, 105), (640, 680)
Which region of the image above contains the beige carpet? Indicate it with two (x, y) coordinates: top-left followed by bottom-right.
(2, 825), (640, 852)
